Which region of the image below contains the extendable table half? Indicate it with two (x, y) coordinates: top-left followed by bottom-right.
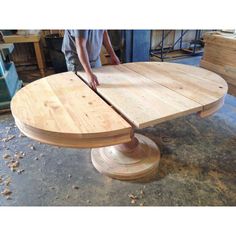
(11, 62), (228, 180)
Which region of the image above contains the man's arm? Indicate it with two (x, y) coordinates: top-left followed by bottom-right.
(75, 37), (99, 90)
(103, 30), (120, 65)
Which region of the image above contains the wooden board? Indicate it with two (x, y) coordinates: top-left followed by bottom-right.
(124, 62), (227, 108)
(78, 62), (227, 128)
(203, 32), (236, 50)
(202, 44), (236, 67)
(11, 72), (132, 148)
(3, 34), (40, 43)
(200, 32), (236, 96)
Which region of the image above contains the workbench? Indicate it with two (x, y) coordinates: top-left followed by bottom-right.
(3, 34), (46, 77)
(11, 62), (227, 180)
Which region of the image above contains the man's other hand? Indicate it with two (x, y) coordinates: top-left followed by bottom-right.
(110, 54), (120, 65)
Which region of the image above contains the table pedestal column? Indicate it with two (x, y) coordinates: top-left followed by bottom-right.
(91, 133), (160, 180)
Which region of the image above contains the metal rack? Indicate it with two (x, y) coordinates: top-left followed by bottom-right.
(150, 30), (204, 61)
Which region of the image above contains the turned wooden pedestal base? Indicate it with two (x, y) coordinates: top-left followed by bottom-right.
(91, 133), (160, 180)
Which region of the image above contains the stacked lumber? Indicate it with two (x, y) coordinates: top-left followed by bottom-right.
(200, 32), (236, 96)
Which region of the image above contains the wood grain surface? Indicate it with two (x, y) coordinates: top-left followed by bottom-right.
(11, 62), (227, 148)
(3, 34), (41, 43)
(200, 32), (236, 96)
(91, 133), (160, 180)
(11, 72), (132, 147)
(78, 62), (227, 128)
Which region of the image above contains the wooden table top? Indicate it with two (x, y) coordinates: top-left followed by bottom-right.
(78, 62), (228, 128)
(11, 62), (227, 148)
(11, 72), (132, 148)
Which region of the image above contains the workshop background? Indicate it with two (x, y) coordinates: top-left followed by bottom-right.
(0, 29), (235, 206)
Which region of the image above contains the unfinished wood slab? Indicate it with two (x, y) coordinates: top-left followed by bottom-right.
(200, 32), (236, 96)
(3, 34), (41, 43)
(123, 62), (227, 114)
(202, 32), (236, 49)
(91, 133), (160, 180)
(11, 72), (131, 148)
(77, 62), (227, 128)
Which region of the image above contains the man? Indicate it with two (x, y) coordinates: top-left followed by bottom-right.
(62, 30), (120, 90)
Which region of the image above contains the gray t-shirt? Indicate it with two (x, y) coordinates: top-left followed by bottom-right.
(62, 30), (105, 71)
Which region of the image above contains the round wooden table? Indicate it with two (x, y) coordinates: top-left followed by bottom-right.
(11, 62), (228, 180)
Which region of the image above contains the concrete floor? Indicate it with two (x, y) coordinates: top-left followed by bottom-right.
(0, 56), (236, 206)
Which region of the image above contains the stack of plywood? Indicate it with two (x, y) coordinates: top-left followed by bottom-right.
(200, 32), (236, 96)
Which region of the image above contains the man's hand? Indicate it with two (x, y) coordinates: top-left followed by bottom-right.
(87, 72), (99, 90)
(110, 53), (120, 65)
(103, 31), (121, 65)
(75, 37), (99, 90)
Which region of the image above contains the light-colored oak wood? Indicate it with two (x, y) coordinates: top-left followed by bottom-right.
(78, 62), (227, 128)
(3, 34), (41, 43)
(11, 72), (132, 148)
(198, 96), (225, 118)
(203, 32), (236, 50)
(200, 32), (236, 96)
(11, 62), (228, 180)
(91, 133), (160, 180)
(123, 62), (227, 109)
(200, 60), (236, 84)
(33, 42), (46, 77)
(228, 84), (236, 96)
